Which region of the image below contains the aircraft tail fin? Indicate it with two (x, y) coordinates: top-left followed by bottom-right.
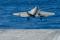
(28, 6), (37, 15)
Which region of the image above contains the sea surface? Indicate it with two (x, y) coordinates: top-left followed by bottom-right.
(0, 0), (59, 29)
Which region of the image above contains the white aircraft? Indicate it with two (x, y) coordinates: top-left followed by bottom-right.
(13, 6), (55, 20)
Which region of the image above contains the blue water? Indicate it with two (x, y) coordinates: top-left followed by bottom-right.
(0, 0), (60, 29)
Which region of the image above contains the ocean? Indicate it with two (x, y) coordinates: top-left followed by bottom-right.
(0, 0), (59, 29)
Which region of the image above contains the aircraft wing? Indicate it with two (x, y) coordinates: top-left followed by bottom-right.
(38, 10), (55, 17)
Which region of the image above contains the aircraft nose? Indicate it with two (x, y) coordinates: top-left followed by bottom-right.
(13, 13), (19, 16)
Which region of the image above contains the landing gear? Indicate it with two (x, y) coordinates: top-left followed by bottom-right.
(40, 16), (47, 22)
(40, 17), (43, 22)
(27, 17), (30, 21)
